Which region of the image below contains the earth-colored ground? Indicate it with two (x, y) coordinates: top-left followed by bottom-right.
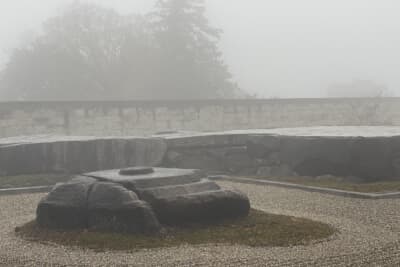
(1, 181), (400, 266)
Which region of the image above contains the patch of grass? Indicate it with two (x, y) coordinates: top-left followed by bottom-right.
(15, 210), (335, 250)
(253, 176), (400, 193)
(0, 174), (71, 189)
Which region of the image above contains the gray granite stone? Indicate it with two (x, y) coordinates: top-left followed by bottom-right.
(87, 182), (160, 233)
(152, 189), (250, 225)
(36, 179), (94, 229)
(36, 167), (251, 233)
(0, 137), (167, 176)
(86, 168), (204, 190)
(137, 179), (221, 204)
(247, 135), (400, 180)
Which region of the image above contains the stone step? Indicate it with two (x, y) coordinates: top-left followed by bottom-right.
(85, 168), (205, 190)
(137, 179), (221, 203)
(151, 189), (251, 225)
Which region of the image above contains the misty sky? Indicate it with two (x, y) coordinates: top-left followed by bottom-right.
(1, 0), (400, 98)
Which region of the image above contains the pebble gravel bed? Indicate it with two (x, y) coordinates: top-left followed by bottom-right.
(1, 182), (400, 266)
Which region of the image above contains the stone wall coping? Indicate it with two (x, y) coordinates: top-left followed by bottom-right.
(161, 127), (400, 139)
(4, 126), (400, 148)
(0, 135), (164, 146)
(1, 97), (399, 110)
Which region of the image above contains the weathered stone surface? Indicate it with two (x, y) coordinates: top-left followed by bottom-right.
(87, 182), (160, 233)
(69, 175), (97, 184)
(86, 168), (204, 190)
(246, 135), (281, 158)
(164, 149), (222, 171)
(0, 143), (51, 176)
(119, 167), (155, 176)
(0, 137), (167, 176)
(256, 164), (296, 177)
(249, 135), (400, 181)
(165, 146), (256, 174)
(152, 189), (250, 225)
(160, 128), (400, 180)
(5, 127), (400, 180)
(164, 133), (249, 149)
(89, 201), (161, 234)
(37, 166), (251, 234)
(137, 179), (221, 204)
(392, 156), (400, 177)
(218, 147), (254, 173)
(36, 179), (94, 229)
(88, 182), (140, 206)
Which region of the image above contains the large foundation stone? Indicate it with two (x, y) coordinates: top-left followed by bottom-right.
(36, 177), (95, 229)
(87, 182), (160, 233)
(36, 167), (250, 233)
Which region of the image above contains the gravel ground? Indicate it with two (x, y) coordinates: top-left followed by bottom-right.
(1, 182), (400, 267)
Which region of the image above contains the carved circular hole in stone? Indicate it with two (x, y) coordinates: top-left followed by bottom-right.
(119, 167), (155, 176)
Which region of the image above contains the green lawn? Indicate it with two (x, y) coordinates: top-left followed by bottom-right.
(16, 209), (335, 250)
(253, 176), (400, 193)
(0, 174), (71, 189)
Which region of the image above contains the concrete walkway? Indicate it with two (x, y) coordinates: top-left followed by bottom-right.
(1, 182), (400, 266)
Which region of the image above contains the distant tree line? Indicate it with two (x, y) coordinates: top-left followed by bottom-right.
(0, 0), (243, 101)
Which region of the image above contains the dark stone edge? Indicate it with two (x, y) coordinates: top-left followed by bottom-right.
(209, 176), (400, 200)
(0, 186), (52, 196)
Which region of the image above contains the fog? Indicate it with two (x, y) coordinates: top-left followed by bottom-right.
(1, 0), (400, 98)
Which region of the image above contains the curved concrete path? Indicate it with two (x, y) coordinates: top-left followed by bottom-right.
(1, 182), (400, 266)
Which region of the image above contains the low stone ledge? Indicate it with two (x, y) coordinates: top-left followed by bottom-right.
(210, 176), (400, 200)
(0, 186), (52, 196)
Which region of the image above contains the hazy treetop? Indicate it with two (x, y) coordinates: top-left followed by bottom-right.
(0, 1), (242, 100)
(1, 0), (400, 98)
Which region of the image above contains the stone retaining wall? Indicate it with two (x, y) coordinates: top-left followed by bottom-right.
(0, 98), (399, 137)
(163, 132), (400, 181)
(2, 128), (400, 181)
(0, 137), (166, 176)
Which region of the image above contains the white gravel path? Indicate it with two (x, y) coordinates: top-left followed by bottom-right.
(1, 182), (400, 266)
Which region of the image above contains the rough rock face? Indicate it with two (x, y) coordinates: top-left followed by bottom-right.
(152, 190), (250, 225)
(137, 179), (221, 203)
(86, 168), (205, 190)
(36, 177), (95, 229)
(246, 135), (400, 181)
(163, 129), (400, 181)
(4, 127), (400, 181)
(0, 137), (167, 176)
(36, 167), (250, 233)
(88, 182), (160, 233)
